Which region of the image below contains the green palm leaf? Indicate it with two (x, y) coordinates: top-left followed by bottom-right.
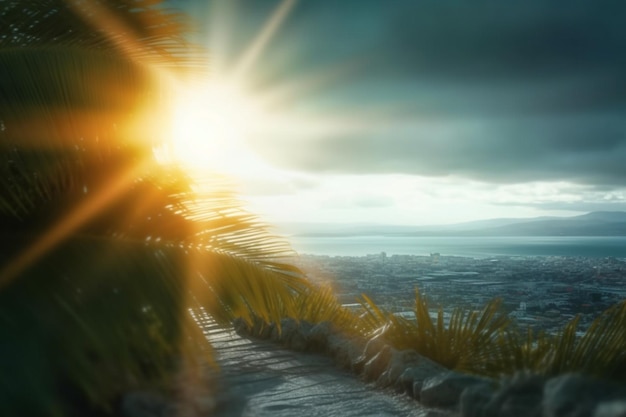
(359, 288), (514, 376)
(0, 0), (204, 69)
(0, 1), (308, 415)
(510, 301), (626, 380)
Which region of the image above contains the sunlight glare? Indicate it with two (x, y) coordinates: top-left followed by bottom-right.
(166, 79), (263, 174)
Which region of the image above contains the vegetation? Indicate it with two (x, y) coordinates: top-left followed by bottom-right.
(504, 300), (626, 380)
(358, 290), (513, 376)
(0, 1), (308, 415)
(244, 278), (626, 383)
(1, 1), (625, 415)
(347, 289), (626, 382)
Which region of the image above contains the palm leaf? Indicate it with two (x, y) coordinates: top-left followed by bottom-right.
(0, 0), (205, 69)
(0, 2), (308, 415)
(512, 301), (626, 380)
(358, 288), (514, 376)
(282, 284), (362, 332)
(357, 293), (393, 335)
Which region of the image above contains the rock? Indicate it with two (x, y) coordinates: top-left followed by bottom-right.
(232, 317), (250, 336)
(307, 321), (334, 352)
(377, 349), (424, 388)
(270, 318), (314, 351)
(480, 372), (545, 417)
(250, 316), (265, 338)
(257, 321), (275, 339)
(345, 336), (369, 373)
(363, 345), (393, 382)
(288, 320), (314, 351)
(121, 391), (172, 417)
(420, 370), (492, 408)
(413, 380), (424, 399)
(232, 316), (274, 339)
(271, 318), (299, 344)
(307, 321), (366, 368)
(401, 358), (448, 397)
(459, 382), (496, 417)
(544, 373), (626, 417)
(327, 333), (367, 370)
(354, 333), (387, 370)
(595, 401), (626, 417)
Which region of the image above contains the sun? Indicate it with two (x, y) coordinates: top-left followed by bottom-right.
(152, 0), (364, 184)
(160, 78), (265, 176)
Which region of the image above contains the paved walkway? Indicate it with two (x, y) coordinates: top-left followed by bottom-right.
(195, 312), (455, 417)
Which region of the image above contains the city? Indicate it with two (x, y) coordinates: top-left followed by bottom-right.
(294, 252), (626, 335)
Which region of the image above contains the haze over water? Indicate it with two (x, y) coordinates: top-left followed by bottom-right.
(291, 236), (626, 258)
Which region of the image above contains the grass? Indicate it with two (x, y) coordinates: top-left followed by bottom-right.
(357, 289), (514, 376)
(278, 284), (626, 382)
(503, 300), (626, 380)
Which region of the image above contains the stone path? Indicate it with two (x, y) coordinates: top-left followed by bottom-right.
(195, 312), (455, 417)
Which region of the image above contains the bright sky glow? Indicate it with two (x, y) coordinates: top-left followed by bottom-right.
(166, 79), (266, 175)
(165, 0), (626, 228)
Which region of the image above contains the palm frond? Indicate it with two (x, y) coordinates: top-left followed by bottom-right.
(0, 2), (308, 415)
(285, 284), (361, 331)
(357, 293), (392, 335)
(358, 288), (514, 376)
(0, 237), (193, 415)
(511, 301), (626, 381)
(0, 0), (205, 70)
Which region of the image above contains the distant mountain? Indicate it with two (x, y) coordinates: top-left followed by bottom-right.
(446, 212), (626, 237)
(280, 211), (626, 237)
(575, 211), (626, 222)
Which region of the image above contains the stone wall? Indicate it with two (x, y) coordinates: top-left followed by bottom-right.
(234, 317), (626, 417)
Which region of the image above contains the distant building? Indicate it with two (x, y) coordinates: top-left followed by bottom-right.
(510, 301), (527, 318)
(430, 252), (440, 264)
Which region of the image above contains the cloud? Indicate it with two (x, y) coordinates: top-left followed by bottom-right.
(201, 0), (626, 193)
(490, 184), (626, 213)
(236, 172), (320, 196)
(275, 0), (626, 94)
(381, 1), (626, 81)
(254, 113), (626, 186)
(353, 194), (395, 208)
(319, 192), (394, 210)
(251, 0), (626, 188)
(498, 201), (626, 213)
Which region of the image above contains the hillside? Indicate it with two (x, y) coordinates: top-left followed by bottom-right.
(281, 211), (626, 237)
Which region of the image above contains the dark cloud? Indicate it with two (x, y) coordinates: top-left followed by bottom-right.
(253, 113), (626, 186)
(192, 0), (626, 189)
(383, 1), (626, 80)
(255, 0), (626, 188)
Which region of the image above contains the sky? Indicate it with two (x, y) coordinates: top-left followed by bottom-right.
(175, 0), (626, 226)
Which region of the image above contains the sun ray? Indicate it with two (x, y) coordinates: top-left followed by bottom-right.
(161, 78), (266, 174)
(252, 59), (367, 111)
(66, 0), (149, 62)
(0, 1), (193, 287)
(232, 0), (298, 81)
(0, 158), (153, 289)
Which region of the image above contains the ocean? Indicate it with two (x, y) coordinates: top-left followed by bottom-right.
(288, 236), (626, 258)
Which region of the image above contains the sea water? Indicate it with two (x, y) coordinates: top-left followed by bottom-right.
(288, 236), (626, 258)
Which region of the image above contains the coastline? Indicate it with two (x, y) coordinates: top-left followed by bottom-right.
(289, 236), (626, 258)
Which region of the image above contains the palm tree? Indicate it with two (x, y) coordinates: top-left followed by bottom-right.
(0, 1), (308, 415)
